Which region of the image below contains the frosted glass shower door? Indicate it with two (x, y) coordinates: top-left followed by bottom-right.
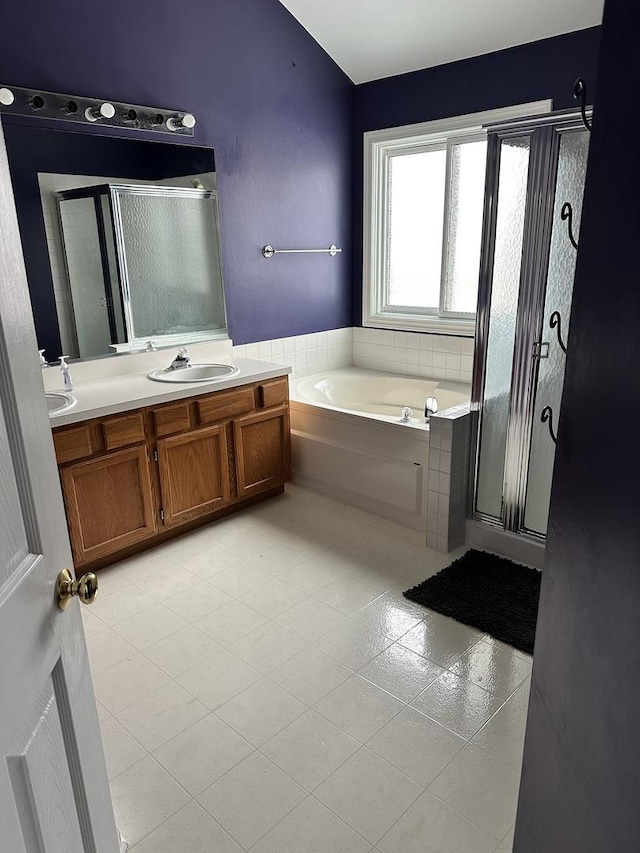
(113, 189), (227, 344)
(475, 137), (531, 519)
(523, 129), (590, 534)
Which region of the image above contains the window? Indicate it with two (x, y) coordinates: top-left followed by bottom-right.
(363, 102), (552, 334)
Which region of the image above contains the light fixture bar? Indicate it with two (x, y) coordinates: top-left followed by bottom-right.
(0, 84), (196, 137)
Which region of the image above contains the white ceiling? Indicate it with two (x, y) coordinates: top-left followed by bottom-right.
(278, 0), (604, 84)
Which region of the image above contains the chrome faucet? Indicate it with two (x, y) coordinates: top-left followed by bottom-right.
(166, 347), (190, 371)
(425, 396), (439, 422)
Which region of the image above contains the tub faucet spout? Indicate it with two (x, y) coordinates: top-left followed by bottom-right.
(425, 396), (439, 422)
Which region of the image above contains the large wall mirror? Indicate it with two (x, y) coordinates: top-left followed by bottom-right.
(3, 117), (228, 362)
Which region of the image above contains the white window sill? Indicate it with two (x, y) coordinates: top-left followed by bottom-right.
(364, 312), (476, 337)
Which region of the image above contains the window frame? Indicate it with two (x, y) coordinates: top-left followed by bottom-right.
(362, 101), (553, 336)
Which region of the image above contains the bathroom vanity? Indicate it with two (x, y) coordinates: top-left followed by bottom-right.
(50, 370), (291, 570)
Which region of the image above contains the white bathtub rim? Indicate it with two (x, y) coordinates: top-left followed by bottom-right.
(291, 367), (471, 431)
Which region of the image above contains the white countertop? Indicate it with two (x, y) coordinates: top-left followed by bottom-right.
(48, 356), (291, 427)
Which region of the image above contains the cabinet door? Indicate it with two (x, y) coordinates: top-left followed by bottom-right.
(157, 425), (231, 528)
(60, 445), (157, 565)
(234, 405), (291, 499)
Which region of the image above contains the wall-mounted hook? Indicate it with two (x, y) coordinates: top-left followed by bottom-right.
(549, 311), (567, 354)
(541, 406), (557, 444)
(561, 202), (579, 250)
(573, 78), (592, 133)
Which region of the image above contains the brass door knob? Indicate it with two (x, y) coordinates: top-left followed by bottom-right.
(56, 568), (99, 611)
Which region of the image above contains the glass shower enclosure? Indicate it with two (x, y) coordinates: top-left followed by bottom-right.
(56, 184), (228, 358)
(472, 110), (591, 539)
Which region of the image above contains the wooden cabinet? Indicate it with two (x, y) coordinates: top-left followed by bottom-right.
(157, 425), (230, 527)
(60, 445), (157, 565)
(234, 405), (291, 499)
(52, 375), (291, 569)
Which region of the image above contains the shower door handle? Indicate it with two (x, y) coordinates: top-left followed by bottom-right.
(532, 341), (549, 359)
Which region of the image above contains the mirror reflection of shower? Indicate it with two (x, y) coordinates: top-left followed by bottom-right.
(41, 176), (228, 358)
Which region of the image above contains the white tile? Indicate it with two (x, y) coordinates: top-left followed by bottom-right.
(197, 752), (306, 849)
(135, 562), (199, 602)
(181, 546), (243, 578)
(429, 744), (521, 840)
(379, 789), (497, 853)
(91, 585), (157, 627)
(358, 644), (444, 703)
(80, 608), (107, 639)
(472, 698), (528, 769)
(316, 621), (392, 670)
(86, 629), (137, 675)
(130, 801), (243, 853)
(270, 646), (354, 705)
(315, 747), (422, 844)
(315, 675), (404, 742)
(111, 603), (188, 650)
(153, 713), (254, 795)
(263, 708), (360, 790)
(117, 681), (208, 750)
(397, 613), (483, 667)
(276, 597), (345, 642)
(207, 561), (272, 597)
(510, 675), (531, 710)
(250, 797), (371, 853)
(353, 595), (423, 640)
(315, 576), (381, 615)
(240, 576), (307, 617)
(411, 670), (504, 739)
(99, 714), (147, 781)
(230, 621), (307, 673)
(193, 600), (268, 646)
(448, 640), (532, 699)
(112, 552), (178, 585)
(368, 706), (465, 787)
(249, 542), (306, 575)
(177, 648), (262, 710)
(277, 557), (343, 593)
(158, 530), (213, 562)
(214, 528), (279, 560)
(93, 652), (169, 714)
(110, 756), (190, 847)
(164, 582), (234, 622)
(143, 624), (221, 678)
(215, 677), (306, 746)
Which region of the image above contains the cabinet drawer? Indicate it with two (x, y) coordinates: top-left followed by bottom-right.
(152, 402), (192, 437)
(259, 377), (289, 409)
(197, 387), (255, 424)
(53, 425), (94, 464)
(102, 412), (146, 449)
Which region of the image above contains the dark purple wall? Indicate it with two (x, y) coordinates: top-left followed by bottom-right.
(0, 0), (353, 345)
(351, 27), (602, 324)
(514, 2), (640, 851)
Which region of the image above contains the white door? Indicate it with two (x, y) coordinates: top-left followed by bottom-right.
(0, 119), (120, 852)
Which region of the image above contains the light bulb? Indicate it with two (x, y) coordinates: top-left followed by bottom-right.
(85, 102), (116, 122)
(167, 113), (196, 131)
(0, 87), (15, 106)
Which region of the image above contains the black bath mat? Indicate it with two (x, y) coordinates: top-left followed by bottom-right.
(403, 549), (541, 654)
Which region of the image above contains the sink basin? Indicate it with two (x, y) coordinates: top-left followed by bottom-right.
(46, 392), (76, 416)
(147, 363), (239, 383)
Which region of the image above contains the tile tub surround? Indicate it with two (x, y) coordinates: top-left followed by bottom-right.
(233, 327), (474, 383)
(90, 484), (527, 852)
(427, 407), (473, 553)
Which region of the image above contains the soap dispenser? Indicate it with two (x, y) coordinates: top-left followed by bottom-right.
(59, 356), (73, 392)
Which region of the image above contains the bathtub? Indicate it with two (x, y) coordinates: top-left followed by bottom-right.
(290, 367), (471, 530)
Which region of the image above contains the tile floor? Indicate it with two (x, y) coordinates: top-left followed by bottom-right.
(84, 484), (531, 853)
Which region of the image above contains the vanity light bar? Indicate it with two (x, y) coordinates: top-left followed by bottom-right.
(0, 85), (196, 137)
